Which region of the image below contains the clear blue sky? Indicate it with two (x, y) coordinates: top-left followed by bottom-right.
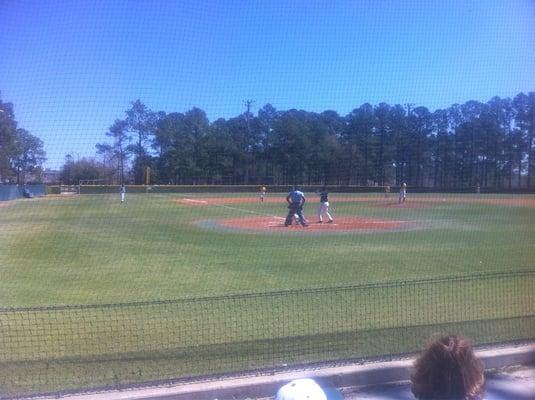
(1, 0), (534, 169)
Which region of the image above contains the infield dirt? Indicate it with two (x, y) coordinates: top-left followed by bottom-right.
(197, 215), (416, 234)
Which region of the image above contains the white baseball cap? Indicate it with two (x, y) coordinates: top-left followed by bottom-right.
(275, 379), (327, 400)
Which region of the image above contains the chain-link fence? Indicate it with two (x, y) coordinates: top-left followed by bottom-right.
(77, 184), (388, 195)
(74, 185), (535, 195)
(0, 184), (46, 201)
(1, 271), (534, 398)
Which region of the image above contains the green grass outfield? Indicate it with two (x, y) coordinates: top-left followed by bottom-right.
(0, 193), (534, 396)
(0, 192), (534, 306)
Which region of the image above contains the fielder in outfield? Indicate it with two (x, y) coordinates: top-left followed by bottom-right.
(120, 184), (126, 203)
(384, 184), (391, 199)
(399, 182), (407, 204)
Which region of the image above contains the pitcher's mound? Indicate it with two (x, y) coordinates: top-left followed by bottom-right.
(199, 216), (417, 234)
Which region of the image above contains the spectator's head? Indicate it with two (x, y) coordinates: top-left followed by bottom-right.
(275, 379), (326, 400)
(275, 378), (343, 400)
(411, 335), (485, 400)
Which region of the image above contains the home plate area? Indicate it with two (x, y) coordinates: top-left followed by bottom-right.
(202, 216), (415, 234)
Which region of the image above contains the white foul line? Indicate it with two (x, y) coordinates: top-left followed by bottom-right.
(182, 198), (297, 222)
(181, 198), (208, 204)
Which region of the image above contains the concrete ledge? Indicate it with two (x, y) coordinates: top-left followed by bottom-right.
(44, 343), (535, 400)
(479, 343), (535, 369)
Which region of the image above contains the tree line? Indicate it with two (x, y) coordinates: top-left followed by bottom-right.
(80, 92), (534, 189)
(0, 96), (46, 184)
(2, 91), (534, 189)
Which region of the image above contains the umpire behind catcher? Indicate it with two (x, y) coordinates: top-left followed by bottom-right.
(285, 186), (308, 227)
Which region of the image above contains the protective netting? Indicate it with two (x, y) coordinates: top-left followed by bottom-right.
(1, 271), (534, 397)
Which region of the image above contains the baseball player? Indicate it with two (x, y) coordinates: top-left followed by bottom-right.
(317, 187), (333, 223)
(259, 185), (267, 203)
(285, 186), (308, 227)
(399, 182), (407, 204)
(384, 184), (391, 199)
(120, 184), (126, 203)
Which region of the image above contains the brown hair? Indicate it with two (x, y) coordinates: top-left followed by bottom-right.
(411, 335), (485, 400)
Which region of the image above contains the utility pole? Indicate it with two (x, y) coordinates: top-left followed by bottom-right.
(402, 103), (415, 184)
(244, 100), (255, 134)
(243, 100), (255, 184)
(404, 103), (414, 117)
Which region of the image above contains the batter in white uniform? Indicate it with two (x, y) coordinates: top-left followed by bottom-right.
(317, 188), (333, 223)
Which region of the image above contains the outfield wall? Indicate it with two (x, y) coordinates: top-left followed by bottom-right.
(78, 184), (384, 194)
(76, 184), (535, 195)
(0, 184), (46, 201)
(1, 271), (533, 398)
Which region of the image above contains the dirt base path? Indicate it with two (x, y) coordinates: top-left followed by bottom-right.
(175, 195), (535, 208)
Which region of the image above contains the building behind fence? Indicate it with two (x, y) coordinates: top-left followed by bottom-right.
(0, 271), (534, 398)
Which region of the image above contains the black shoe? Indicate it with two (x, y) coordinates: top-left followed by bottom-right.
(327, 220), (334, 223)
(317, 220), (323, 223)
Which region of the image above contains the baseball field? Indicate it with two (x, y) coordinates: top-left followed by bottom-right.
(1, 191), (534, 396)
(1, 192), (534, 306)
